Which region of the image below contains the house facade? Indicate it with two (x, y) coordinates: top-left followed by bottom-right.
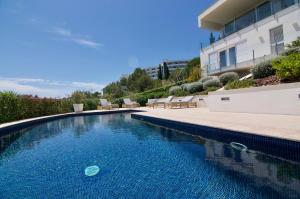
(198, 0), (300, 76)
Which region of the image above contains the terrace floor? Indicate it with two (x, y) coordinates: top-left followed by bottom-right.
(135, 107), (300, 142)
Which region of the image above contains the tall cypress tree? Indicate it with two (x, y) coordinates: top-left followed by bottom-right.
(157, 65), (162, 80)
(209, 32), (215, 44)
(163, 62), (170, 80)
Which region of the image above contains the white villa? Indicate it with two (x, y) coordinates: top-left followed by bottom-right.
(198, 0), (300, 76)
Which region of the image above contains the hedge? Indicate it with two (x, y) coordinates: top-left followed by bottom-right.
(0, 92), (74, 124)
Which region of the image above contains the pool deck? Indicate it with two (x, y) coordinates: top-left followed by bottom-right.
(134, 107), (300, 142)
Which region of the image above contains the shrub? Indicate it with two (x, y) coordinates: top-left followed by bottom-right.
(169, 86), (182, 95)
(199, 76), (214, 83)
(186, 82), (203, 93)
(199, 87), (219, 95)
(203, 78), (221, 89)
(219, 72), (239, 85)
(272, 53), (300, 82)
(83, 98), (99, 111)
(0, 92), (73, 124)
(225, 79), (255, 90)
(281, 47), (300, 56)
(251, 60), (276, 79)
(173, 89), (189, 97)
(181, 83), (190, 91)
(71, 91), (85, 103)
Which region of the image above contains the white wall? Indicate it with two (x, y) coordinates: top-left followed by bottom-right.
(207, 83), (300, 115)
(200, 4), (300, 76)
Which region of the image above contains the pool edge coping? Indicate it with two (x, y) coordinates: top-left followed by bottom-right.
(131, 113), (300, 144)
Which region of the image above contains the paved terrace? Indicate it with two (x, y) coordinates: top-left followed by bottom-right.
(135, 107), (300, 142)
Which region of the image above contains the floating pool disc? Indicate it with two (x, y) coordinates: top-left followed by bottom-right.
(230, 142), (248, 152)
(85, 165), (100, 176)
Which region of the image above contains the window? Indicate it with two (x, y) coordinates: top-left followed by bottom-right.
(229, 47), (236, 66)
(282, 0), (296, 9)
(270, 26), (284, 54)
(219, 50), (227, 68)
(235, 9), (256, 31)
(225, 21), (235, 36)
(209, 52), (218, 71)
(272, 0), (296, 13)
(257, 1), (272, 21)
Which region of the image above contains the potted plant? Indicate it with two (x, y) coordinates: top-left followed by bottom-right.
(71, 91), (84, 112)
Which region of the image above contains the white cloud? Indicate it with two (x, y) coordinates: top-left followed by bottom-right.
(71, 38), (101, 48)
(0, 77), (105, 98)
(52, 27), (72, 36)
(50, 27), (102, 48)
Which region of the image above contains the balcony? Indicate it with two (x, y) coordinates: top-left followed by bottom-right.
(206, 53), (278, 75)
(199, 0), (265, 30)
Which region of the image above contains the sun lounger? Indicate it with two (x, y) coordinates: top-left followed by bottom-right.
(169, 96), (197, 109)
(153, 96), (174, 109)
(98, 99), (119, 110)
(146, 99), (157, 108)
(122, 98), (140, 108)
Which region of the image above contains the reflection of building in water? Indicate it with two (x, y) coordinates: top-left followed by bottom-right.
(205, 141), (300, 197)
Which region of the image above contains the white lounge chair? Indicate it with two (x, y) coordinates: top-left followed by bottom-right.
(98, 99), (119, 110)
(146, 99), (157, 108)
(169, 96), (197, 109)
(122, 98), (140, 108)
(153, 96), (174, 109)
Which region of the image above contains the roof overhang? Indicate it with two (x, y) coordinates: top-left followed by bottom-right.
(198, 0), (265, 31)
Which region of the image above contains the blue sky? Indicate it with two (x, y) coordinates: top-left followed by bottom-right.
(0, 0), (212, 97)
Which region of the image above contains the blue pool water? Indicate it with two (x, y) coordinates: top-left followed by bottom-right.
(0, 113), (300, 199)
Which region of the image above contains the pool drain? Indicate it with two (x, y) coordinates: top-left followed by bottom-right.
(85, 165), (100, 176)
(230, 142), (248, 152)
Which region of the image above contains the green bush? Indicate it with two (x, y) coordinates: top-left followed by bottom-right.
(199, 87), (219, 95)
(186, 82), (203, 93)
(251, 60), (276, 79)
(272, 53), (300, 82)
(0, 92), (73, 124)
(83, 98), (99, 111)
(219, 72), (239, 85)
(199, 76), (214, 83)
(71, 91), (85, 103)
(173, 89), (189, 97)
(181, 83), (190, 91)
(203, 78), (221, 89)
(225, 79), (255, 90)
(169, 86), (182, 95)
(281, 47), (300, 56)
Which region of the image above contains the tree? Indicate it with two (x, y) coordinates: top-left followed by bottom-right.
(102, 81), (125, 98)
(163, 62), (170, 80)
(127, 68), (155, 92)
(209, 32), (215, 44)
(183, 57), (201, 78)
(169, 68), (185, 83)
(188, 67), (201, 82)
(157, 65), (163, 80)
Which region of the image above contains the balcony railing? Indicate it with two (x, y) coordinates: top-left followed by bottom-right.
(206, 52), (279, 75)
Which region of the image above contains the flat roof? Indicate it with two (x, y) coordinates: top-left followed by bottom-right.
(198, 0), (265, 31)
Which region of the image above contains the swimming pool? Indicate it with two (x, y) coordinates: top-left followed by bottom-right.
(0, 113), (299, 198)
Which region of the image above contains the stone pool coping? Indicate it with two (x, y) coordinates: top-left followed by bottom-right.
(132, 107), (300, 143)
(131, 108), (300, 162)
(0, 109), (141, 135)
